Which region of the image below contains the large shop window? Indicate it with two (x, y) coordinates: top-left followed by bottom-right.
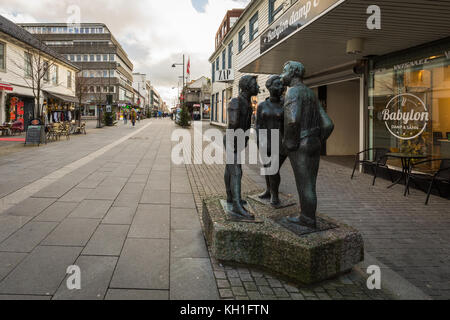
(369, 53), (450, 171)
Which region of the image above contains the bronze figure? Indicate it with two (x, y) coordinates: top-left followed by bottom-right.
(256, 75), (287, 207)
(224, 75), (260, 220)
(280, 61), (334, 229)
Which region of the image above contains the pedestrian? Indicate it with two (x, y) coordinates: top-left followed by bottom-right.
(131, 108), (137, 127)
(137, 110), (141, 123)
(123, 109), (128, 125)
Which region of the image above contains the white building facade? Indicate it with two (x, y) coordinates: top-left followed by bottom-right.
(1, 16), (79, 126)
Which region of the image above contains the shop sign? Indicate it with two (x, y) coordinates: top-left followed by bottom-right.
(382, 93), (430, 141)
(216, 69), (234, 82)
(260, 0), (344, 54)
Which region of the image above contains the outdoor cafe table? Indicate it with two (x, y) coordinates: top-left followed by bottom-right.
(386, 153), (428, 193)
(0, 124), (11, 136)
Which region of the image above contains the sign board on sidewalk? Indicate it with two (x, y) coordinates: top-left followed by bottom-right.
(25, 125), (46, 146)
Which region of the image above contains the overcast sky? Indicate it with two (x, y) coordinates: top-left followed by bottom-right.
(0, 0), (250, 105)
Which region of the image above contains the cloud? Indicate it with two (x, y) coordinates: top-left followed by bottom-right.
(0, 0), (250, 105)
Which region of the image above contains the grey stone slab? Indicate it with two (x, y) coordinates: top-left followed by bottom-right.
(114, 192), (142, 207)
(128, 205), (170, 239)
(147, 179), (171, 191)
(0, 295), (52, 300)
(105, 289), (168, 300)
(58, 188), (93, 203)
(110, 239), (169, 290)
(68, 200), (113, 219)
(77, 173), (107, 189)
(42, 219), (100, 246)
(121, 183), (145, 195)
(4, 198), (56, 217)
(34, 202), (79, 222)
(171, 181), (192, 194)
(0, 216), (32, 243)
(0, 246), (82, 295)
(0, 252), (27, 281)
(171, 209), (201, 230)
(82, 225), (128, 256)
(140, 189), (170, 205)
(0, 221), (58, 253)
(170, 258), (219, 300)
(128, 175), (149, 184)
(171, 230), (209, 258)
(102, 207), (136, 225)
(85, 187), (123, 201)
(33, 181), (78, 199)
(171, 193), (196, 209)
(53, 256), (118, 300)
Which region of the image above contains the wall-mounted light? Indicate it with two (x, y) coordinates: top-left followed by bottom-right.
(347, 38), (365, 55)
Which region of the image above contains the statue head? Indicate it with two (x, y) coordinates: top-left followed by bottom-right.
(239, 75), (260, 97)
(266, 75), (284, 100)
(280, 61), (305, 86)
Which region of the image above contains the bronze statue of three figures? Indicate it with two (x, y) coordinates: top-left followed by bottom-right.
(224, 61), (334, 229)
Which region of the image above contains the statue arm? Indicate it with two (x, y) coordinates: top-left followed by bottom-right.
(228, 99), (240, 130)
(319, 101), (334, 142)
(284, 98), (301, 152)
(255, 103), (264, 148)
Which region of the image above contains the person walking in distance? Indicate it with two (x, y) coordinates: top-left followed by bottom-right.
(123, 109), (128, 125)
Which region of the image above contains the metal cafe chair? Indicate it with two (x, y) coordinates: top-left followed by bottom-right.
(351, 148), (393, 186)
(405, 159), (450, 205)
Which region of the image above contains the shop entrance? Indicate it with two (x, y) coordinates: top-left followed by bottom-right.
(321, 79), (361, 166)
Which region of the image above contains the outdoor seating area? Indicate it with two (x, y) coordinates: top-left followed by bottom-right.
(0, 121), (24, 136)
(46, 121), (87, 141)
(352, 149), (450, 205)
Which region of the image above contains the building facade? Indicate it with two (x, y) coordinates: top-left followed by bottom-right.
(19, 23), (134, 116)
(0, 15), (79, 127)
(185, 76), (211, 120)
(210, 0), (450, 172)
(133, 73), (150, 112)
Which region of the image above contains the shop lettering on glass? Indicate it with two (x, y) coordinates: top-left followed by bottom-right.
(382, 93), (430, 141)
(260, 0), (344, 54)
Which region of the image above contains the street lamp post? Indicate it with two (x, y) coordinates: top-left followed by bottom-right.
(172, 54), (185, 107)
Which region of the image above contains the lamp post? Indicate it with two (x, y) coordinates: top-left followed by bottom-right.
(172, 55), (185, 109)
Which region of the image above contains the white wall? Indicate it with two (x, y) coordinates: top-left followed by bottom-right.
(326, 80), (360, 156)
(0, 35), (77, 98)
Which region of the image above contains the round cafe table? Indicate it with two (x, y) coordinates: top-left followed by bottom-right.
(386, 153), (428, 193)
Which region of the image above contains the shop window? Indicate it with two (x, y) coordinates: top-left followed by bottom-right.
(228, 41), (233, 69)
(369, 55), (450, 171)
(238, 27), (246, 52)
(24, 52), (32, 77)
(0, 41), (5, 71)
(67, 70), (72, 88)
(249, 12), (259, 42)
(52, 65), (59, 85)
(222, 50), (226, 70)
(269, 0), (284, 24)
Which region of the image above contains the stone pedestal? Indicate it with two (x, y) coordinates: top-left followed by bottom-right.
(202, 196), (364, 285)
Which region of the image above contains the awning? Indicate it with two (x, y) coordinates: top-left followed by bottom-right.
(239, 0), (450, 77)
(0, 83), (13, 91)
(44, 91), (78, 104)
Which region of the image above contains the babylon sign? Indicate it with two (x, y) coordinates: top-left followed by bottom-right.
(382, 93), (429, 141)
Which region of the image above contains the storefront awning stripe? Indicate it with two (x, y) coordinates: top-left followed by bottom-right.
(0, 83), (13, 91)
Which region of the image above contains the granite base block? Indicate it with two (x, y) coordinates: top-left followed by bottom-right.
(202, 196), (364, 285)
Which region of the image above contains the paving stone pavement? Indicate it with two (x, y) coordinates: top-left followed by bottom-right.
(0, 119), (218, 300)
